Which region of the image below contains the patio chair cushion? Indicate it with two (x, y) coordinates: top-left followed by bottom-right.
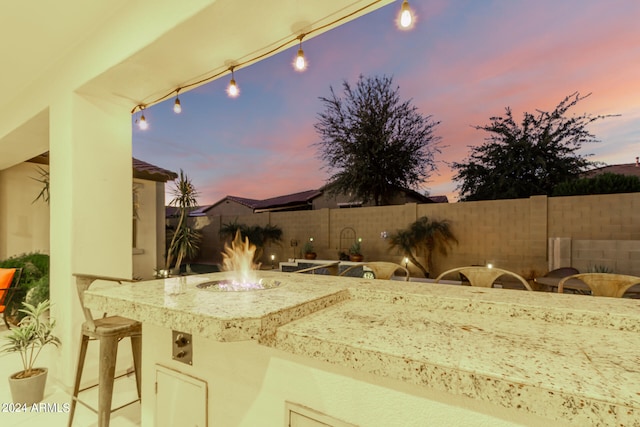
(0, 268), (17, 312)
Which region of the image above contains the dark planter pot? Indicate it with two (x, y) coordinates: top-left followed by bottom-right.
(304, 252), (317, 260)
(349, 254), (363, 262)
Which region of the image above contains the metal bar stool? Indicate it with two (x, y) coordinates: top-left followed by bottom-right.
(68, 274), (142, 427)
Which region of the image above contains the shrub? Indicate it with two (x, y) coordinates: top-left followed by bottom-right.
(0, 253), (50, 324)
(553, 173), (640, 196)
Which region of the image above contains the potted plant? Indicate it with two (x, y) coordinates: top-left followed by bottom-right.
(302, 240), (317, 260)
(349, 240), (364, 262)
(2, 300), (60, 405)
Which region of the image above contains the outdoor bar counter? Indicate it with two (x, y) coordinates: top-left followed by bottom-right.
(84, 271), (640, 427)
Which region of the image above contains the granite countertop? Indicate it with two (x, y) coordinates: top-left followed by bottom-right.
(84, 271), (640, 426)
(83, 271), (351, 341)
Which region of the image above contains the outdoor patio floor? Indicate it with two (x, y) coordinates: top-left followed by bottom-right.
(0, 325), (140, 427)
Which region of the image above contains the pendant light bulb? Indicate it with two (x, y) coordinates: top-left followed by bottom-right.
(227, 68), (239, 98)
(138, 113), (148, 130)
(173, 91), (182, 114)
(399, 0), (413, 29)
(294, 36), (307, 72)
(295, 48), (306, 72)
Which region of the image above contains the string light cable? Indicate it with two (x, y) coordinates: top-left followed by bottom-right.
(130, 0), (394, 116)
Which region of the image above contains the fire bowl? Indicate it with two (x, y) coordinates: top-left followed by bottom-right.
(196, 279), (282, 292)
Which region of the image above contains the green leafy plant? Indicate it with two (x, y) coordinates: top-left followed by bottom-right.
(302, 241), (315, 254)
(31, 166), (50, 204)
(553, 173), (640, 196)
(588, 264), (613, 273)
(0, 253), (49, 325)
(349, 240), (362, 256)
(389, 216), (457, 277)
(1, 300), (60, 378)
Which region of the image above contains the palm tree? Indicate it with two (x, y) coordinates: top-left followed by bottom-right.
(389, 216), (457, 277)
(166, 170), (201, 272)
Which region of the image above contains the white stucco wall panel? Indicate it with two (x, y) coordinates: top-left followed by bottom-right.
(141, 323), (566, 427)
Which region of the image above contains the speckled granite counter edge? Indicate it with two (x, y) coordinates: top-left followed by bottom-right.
(84, 287), (351, 342)
(347, 286), (640, 332)
(273, 328), (639, 427)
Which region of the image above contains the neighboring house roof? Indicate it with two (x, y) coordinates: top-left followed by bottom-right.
(197, 187), (447, 217)
(203, 189), (322, 214)
(166, 205), (212, 218)
(132, 158), (178, 182)
(27, 152), (178, 183)
(254, 189), (323, 212)
(583, 162), (640, 178)
(426, 195), (449, 203)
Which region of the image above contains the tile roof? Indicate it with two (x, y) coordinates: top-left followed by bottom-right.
(28, 152), (178, 182)
(583, 163), (640, 178)
(204, 190), (322, 213)
(132, 158), (178, 182)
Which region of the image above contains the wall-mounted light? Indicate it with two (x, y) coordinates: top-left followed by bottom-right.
(399, 0), (414, 29)
(380, 231), (388, 239)
(227, 67), (239, 98)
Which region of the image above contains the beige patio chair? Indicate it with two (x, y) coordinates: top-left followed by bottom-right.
(434, 266), (532, 290)
(339, 262), (410, 281)
(557, 273), (640, 298)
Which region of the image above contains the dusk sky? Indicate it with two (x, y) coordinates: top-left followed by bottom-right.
(133, 0), (640, 206)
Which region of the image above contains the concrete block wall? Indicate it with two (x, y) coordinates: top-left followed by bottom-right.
(571, 240), (640, 276)
(193, 193), (640, 277)
(548, 193), (640, 239)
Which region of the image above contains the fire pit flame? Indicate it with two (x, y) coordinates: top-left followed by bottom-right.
(199, 230), (282, 291)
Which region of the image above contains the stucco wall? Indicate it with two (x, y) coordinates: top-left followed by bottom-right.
(142, 324), (560, 427)
(195, 193), (640, 278)
(0, 164), (164, 280)
(0, 163), (50, 259)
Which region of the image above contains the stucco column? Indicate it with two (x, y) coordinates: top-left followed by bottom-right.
(49, 92), (132, 387)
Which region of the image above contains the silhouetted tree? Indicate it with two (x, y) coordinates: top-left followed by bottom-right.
(314, 74), (441, 205)
(453, 93), (615, 201)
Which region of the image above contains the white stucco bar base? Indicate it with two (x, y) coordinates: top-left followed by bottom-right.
(84, 271), (640, 427)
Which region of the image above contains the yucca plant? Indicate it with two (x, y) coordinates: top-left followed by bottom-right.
(166, 170), (201, 273)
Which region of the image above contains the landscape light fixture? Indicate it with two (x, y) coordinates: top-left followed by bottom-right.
(227, 67), (239, 98)
(294, 34), (307, 72)
(399, 0), (413, 29)
(404, 257), (409, 269)
(173, 90), (182, 113)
